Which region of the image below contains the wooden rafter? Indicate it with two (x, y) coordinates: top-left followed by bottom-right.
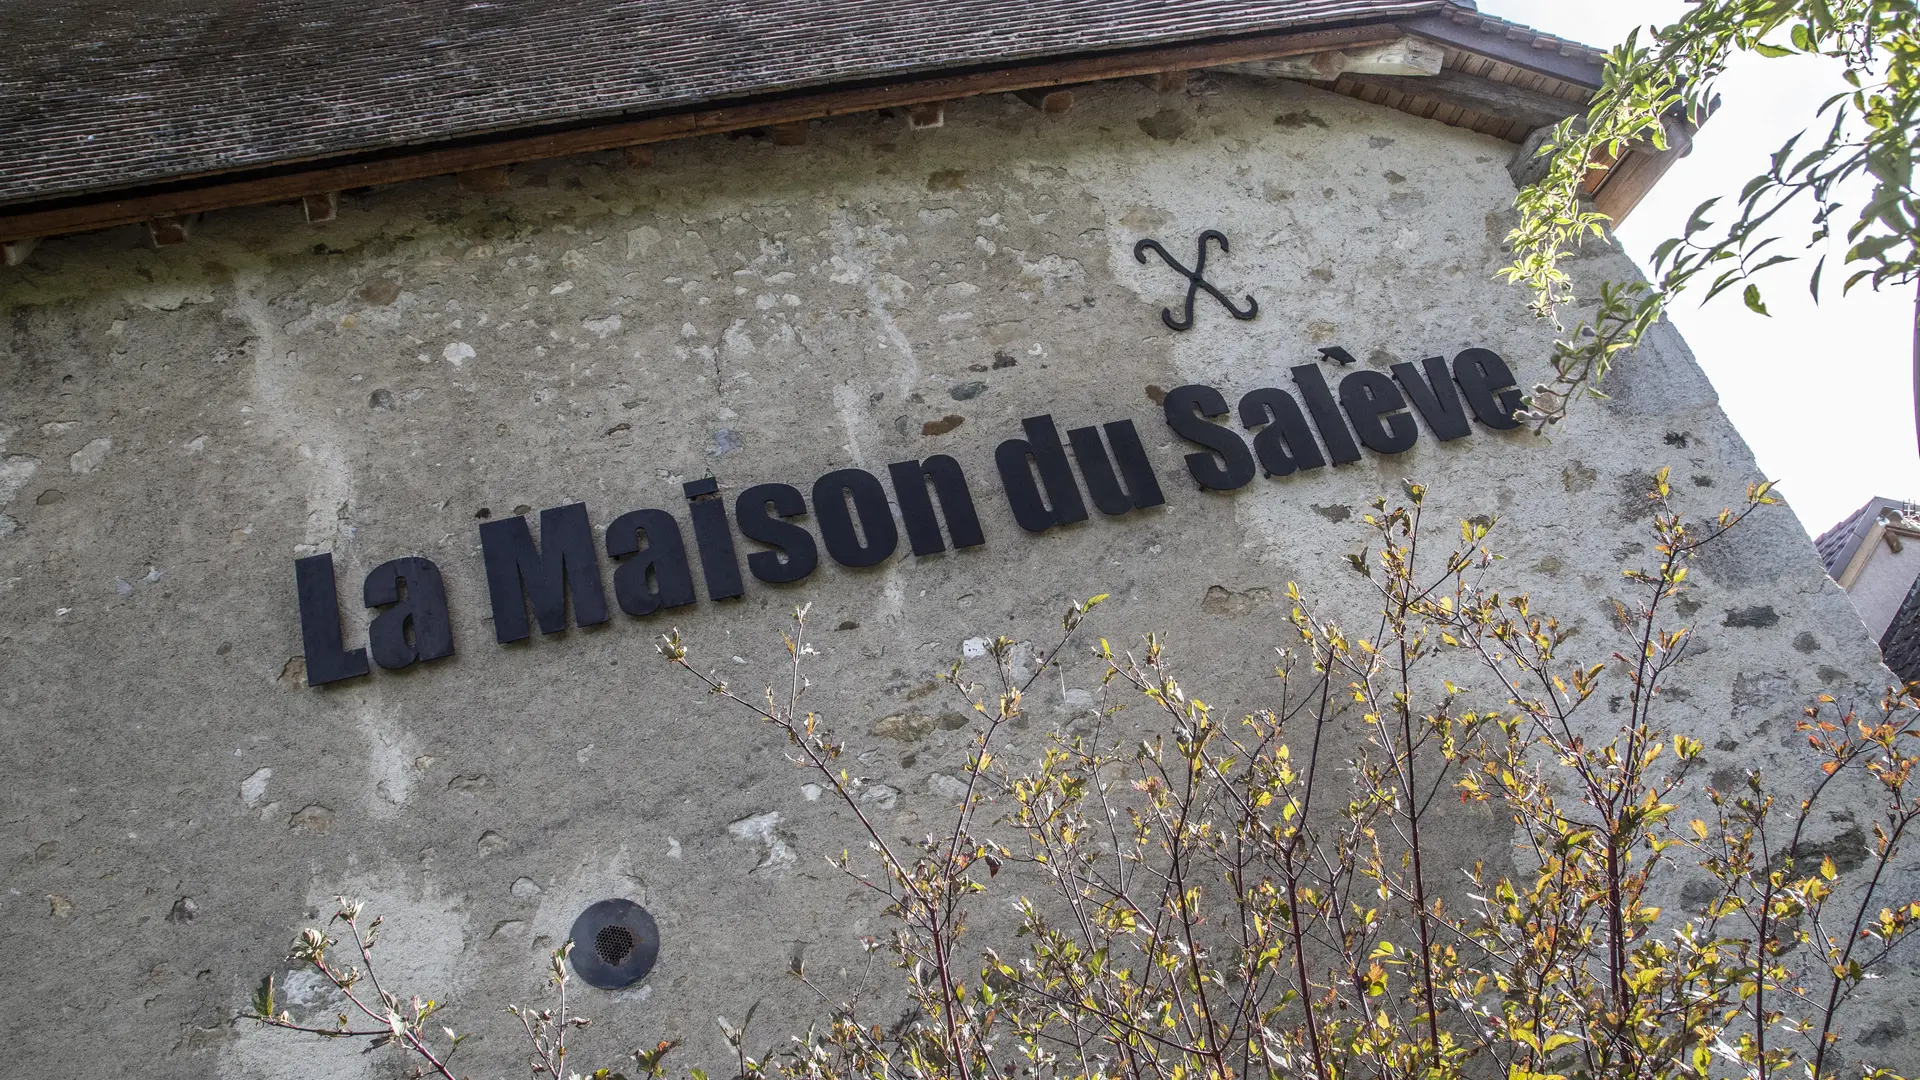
(0, 23), (1407, 245)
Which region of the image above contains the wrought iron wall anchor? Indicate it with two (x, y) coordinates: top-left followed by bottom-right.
(1133, 230), (1259, 331)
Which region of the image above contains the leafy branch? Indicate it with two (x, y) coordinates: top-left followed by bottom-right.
(1506, 2), (1920, 445)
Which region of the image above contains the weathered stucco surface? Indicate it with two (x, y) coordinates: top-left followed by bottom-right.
(1847, 535), (1920, 642)
(0, 75), (1909, 1075)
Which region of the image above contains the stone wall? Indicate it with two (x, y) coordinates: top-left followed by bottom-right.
(0, 72), (1905, 1076)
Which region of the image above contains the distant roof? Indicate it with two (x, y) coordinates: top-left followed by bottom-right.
(1880, 576), (1920, 685)
(0, 0), (1459, 208)
(1816, 496), (1917, 579)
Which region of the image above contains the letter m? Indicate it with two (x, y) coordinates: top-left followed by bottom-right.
(479, 502), (610, 642)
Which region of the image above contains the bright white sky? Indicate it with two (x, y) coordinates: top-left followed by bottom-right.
(1479, 1), (1916, 538)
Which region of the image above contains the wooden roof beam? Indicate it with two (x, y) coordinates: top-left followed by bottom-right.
(456, 167), (513, 192)
(0, 21), (1407, 245)
(1402, 11), (1604, 86)
(1510, 109), (1706, 226)
(301, 191), (337, 223)
(1226, 36), (1444, 81)
(1342, 69), (1584, 133)
(1014, 87), (1074, 113)
(907, 101), (945, 129)
(145, 214), (192, 247)
(1591, 116), (1699, 225)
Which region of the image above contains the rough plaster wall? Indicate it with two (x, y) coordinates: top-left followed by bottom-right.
(0, 76), (1911, 1075)
(1849, 538), (1920, 641)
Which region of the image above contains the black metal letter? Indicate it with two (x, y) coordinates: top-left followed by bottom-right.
(995, 415), (1090, 532)
(363, 556), (454, 670)
(479, 502), (610, 643)
(1452, 348), (1525, 430)
(888, 456), (985, 556)
(1339, 370), (1419, 455)
(1289, 365), (1362, 466)
(1162, 385), (1255, 491)
(813, 468), (899, 568)
(1068, 420), (1165, 515)
(735, 483), (820, 584)
(1238, 387), (1326, 477)
(1391, 357), (1471, 441)
(683, 478), (745, 601)
(294, 553), (370, 686)
(607, 509), (697, 617)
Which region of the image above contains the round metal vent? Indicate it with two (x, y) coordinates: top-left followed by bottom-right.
(567, 899), (658, 990)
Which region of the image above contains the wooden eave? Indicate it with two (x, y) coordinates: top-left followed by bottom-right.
(1333, 45), (1592, 143)
(1839, 521), (1920, 591)
(0, 18), (1676, 252)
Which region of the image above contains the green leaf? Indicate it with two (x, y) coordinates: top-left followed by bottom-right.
(1684, 197), (1721, 236)
(1743, 283), (1771, 316)
(1705, 267), (1748, 303)
(251, 974), (276, 1019)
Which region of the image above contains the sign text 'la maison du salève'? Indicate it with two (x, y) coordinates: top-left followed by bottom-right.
(292, 350), (1526, 686)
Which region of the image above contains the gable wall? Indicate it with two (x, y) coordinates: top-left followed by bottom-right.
(0, 73), (1901, 1077)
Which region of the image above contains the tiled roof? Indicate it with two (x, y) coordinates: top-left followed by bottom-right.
(1879, 575), (1920, 685)
(1816, 496), (1912, 579)
(0, 0), (1454, 207)
(1425, 5), (1605, 64)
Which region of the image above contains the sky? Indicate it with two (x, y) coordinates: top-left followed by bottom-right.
(1477, 1), (1916, 538)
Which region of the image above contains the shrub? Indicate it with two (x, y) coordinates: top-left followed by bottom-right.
(247, 475), (1920, 1080)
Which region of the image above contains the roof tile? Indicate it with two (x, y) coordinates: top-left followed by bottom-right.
(0, 0), (1448, 206)
(1817, 496), (1913, 579)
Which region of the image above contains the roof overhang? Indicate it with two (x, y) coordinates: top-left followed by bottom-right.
(0, 5), (1684, 257)
(1839, 519), (1920, 591)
